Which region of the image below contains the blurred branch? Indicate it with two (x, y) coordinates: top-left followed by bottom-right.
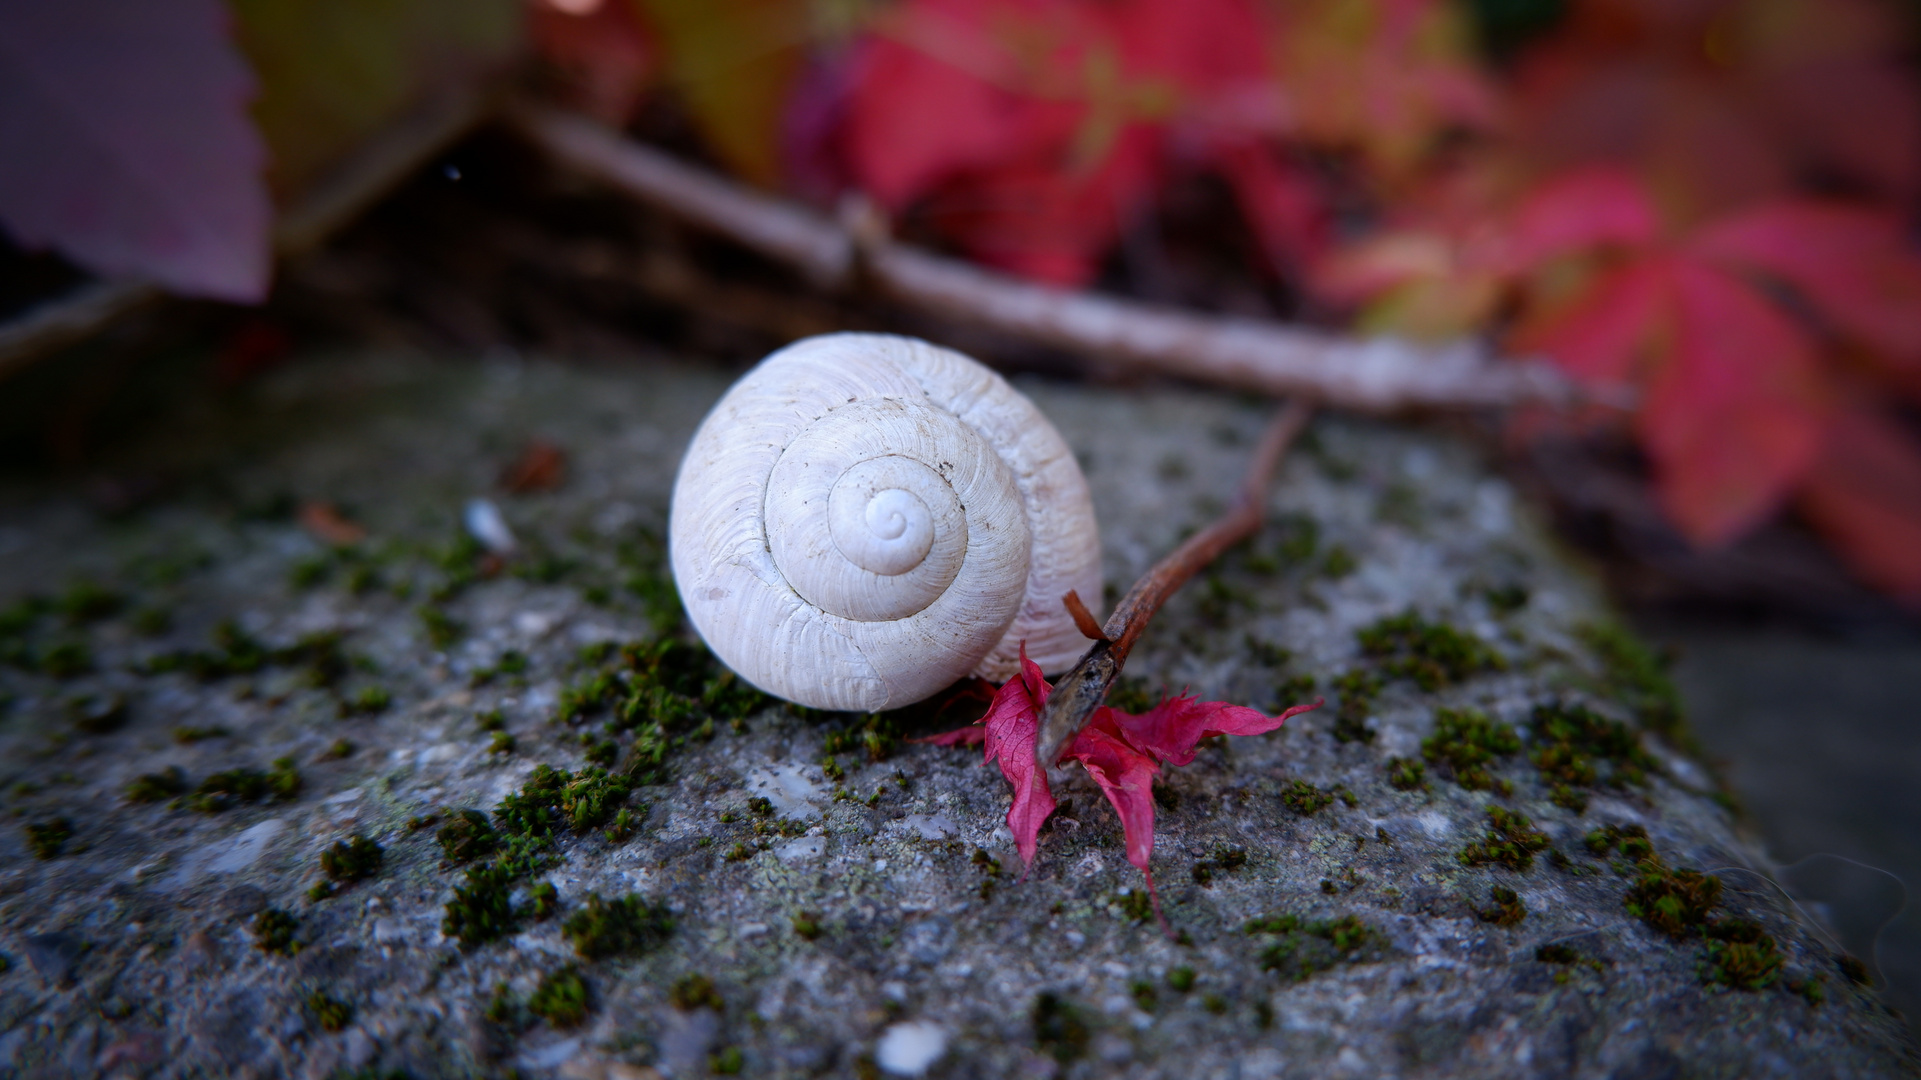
(0, 281), (161, 382)
(0, 78), (501, 383)
(508, 103), (1580, 413)
(273, 80), (499, 258)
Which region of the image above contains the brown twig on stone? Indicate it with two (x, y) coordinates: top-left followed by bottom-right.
(1034, 398), (1316, 773)
(507, 103), (1581, 414)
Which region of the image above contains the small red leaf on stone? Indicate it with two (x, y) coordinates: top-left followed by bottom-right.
(911, 726), (985, 747)
(980, 644), (1056, 871)
(1107, 694), (1320, 768)
(298, 501), (367, 547)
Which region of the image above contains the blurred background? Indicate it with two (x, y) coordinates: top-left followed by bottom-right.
(1, 0), (1918, 1033)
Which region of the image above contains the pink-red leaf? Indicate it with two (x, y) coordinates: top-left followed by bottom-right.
(1502, 167), (1658, 272)
(845, 0), (1274, 286)
(1797, 405), (1921, 603)
(0, 0), (272, 300)
(927, 646), (1313, 914)
(1107, 693), (1319, 768)
(530, 0), (656, 127)
(1213, 141), (1330, 278)
(1640, 261), (1827, 546)
(980, 646), (1055, 870)
(1509, 257), (1670, 385)
(911, 726), (985, 747)
(1065, 709), (1164, 921)
(1691, 200), (1921, 368)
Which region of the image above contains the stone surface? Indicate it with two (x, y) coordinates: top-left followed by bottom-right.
(1668, 629), (1921, 1029)
(0, 350), (1916, 1079)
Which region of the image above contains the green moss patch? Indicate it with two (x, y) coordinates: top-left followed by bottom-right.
(1529, 702), (1657, 813)
(141, 620), (272, 680)
(417, 605), (463, 650)
(1190, 845), (1248, 886)
(1330, 669), (1380, 744)
(125, 767), (188, 803)
(1625, 860), (1722, 938)
(1605, 832), (1787, 991)
(493, 764), (633, 839)
(24, 817), (73, 860)
(1385, 756), (1428, 791)
(529, 964), (589, 1027)
(1280, 779), (1351, 815)
(1357, 611), (1505, 691)
(35, 641), (93, 679)
(561, 892), (674, 960)
(1422, 707), (1519, 791)
(1032, 992), (1091, 1064)
(338, 685), (391, 716)
(442, 864), (520, 948)
(252, 908), (302, 956)
(67, 692), (128, 734)
(555, 638), (765, 784)
(671, 973), (724, 1011)
(436, 809), (500, 864)
(1458, 806), (1550, 871)
(821, 711), (901, 763)
(308, 990), (354, 1032)
(1535, 942), (1607, 982)
(1702, 919), (1784, 990)
(1583, 823), (1653, 863)
(1477, 886), (1526, 926)
(185, 756), (301, 812)
(1245, 913), (1390, 981)
(321, 834), (384, 884)
(1577, 622), (1686, 744)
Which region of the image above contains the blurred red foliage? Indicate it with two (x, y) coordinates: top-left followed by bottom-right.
(7, 0), (1917, 601)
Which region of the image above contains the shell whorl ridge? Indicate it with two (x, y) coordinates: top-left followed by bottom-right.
(669, 333), (1103, 711)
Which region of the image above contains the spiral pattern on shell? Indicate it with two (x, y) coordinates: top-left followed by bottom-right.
(669, 333), (1103, 711)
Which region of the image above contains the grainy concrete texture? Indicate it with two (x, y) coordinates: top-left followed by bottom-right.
(0, 350), (1915, 1079)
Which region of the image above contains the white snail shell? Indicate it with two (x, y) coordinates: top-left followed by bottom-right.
(669, 333), (1102, 711)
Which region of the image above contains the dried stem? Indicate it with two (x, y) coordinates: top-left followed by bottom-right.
(0, 282), (160, 383)
(507, 104), (1581, 413)
(1034, 398), (1316, 773)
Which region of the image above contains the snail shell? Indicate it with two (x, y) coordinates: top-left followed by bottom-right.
(669, 333), (1102, 711)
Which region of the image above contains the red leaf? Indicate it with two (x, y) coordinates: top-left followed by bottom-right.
(1502, 167), (1658, 272)
(1508, 257), (1671, 385)
(1107, 693), (1319, 768)
(1212, 141), (1330, 278)
(0, 0), (272, 300)
(1691, 201), (1921, 369)
(1507, 0), (1919, 222)
(1065, 709), (1163, 922)
(530, 0), (656, 127)
(846, 0), (1274, 286)
(980, 645), (1056, 870)
(911, 725), (985, 747)
(1797, 406), (1921, 603)
(935, 647), (1313, 926)
(298, 501), (368, 547)
(1640, 262), (1828, 546)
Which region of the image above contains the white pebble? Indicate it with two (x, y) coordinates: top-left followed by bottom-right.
(464, 497), (517, 554)
(875, 1021), (948, 1076)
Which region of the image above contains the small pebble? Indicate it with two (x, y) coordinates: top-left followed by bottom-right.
(875, 1021), (948, 1076)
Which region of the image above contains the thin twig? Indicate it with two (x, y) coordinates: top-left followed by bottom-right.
(0, 281), (161, 383)
(507, 103), (1582, 413)
(1, 78), (504, 382)
(1034, 398), (1316, 773)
